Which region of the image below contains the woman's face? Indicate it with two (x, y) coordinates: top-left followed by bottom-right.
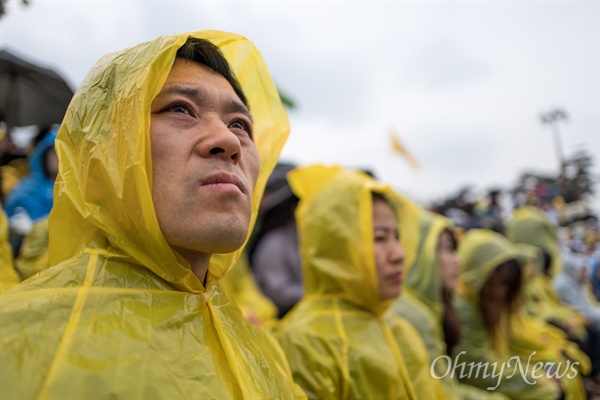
(438, 231), (459, 292)
(480, 261), (520, 306)
(373, 198), (405, 300)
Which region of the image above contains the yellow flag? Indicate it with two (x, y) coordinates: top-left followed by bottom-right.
(390, 131), (420, 171)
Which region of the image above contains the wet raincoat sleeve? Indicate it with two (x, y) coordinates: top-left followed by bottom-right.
(14, 217), (49, 280)
(0, 208), (21, 291)
(219, 252), (278, 331)
(0, 30), (306, 399)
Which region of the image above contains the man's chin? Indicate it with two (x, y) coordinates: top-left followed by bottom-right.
(203, 230), (249, 254)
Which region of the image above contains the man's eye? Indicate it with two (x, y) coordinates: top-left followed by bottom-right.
(230, 120), (249, 131)
(229, 120), (253, 139)
(374, 235), (386, 242)
(170, 104), (190, 114)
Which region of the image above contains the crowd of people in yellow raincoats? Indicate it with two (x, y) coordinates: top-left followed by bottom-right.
(1, 28), (600, 400)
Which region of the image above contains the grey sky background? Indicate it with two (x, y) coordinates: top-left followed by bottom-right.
(1, 1), (598, 212)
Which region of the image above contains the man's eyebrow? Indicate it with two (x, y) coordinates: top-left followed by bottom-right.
(158, 85), (205, 102)
(224, 98), (253, 124)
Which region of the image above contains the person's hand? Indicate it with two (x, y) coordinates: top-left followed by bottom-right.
(9, 207), (33, 236)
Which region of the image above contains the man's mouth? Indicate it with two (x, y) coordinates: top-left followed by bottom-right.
(200, 172), (247, 195)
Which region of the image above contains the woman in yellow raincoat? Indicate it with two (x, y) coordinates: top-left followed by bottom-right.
(453, 229), (562, 399)
(0, 31), (304, 399)
(276, 164), (447, 400)
(389, 211), (507, 399)
(505, 206), (588, 342)
(509, 243), (591, 400)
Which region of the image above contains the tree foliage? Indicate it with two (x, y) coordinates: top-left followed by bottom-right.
(513, 149), (598, 204)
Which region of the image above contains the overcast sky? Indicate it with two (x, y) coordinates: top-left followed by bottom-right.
(1, 1), (598, 212)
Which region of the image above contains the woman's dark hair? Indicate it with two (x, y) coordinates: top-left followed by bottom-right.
(176, 37), (248, 107)
(542, 251), (553, 276)
(438, 228), (460, 355)
(479, 259), (523, 340)
(442, 288), (461, 356)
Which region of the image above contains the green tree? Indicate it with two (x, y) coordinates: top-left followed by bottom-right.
(561, 149), (597, 203)
(512, 149), (597, 204)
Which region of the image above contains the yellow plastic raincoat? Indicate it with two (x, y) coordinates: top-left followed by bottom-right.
(219, 252), (278, 331)
(0, 30), (305, 399)
(276, 164), (447, 400)
(0, 208), (20, 291)
(389, 211), (507, 399)
(453, 229), (561, 399)
(14, 217), (49, 280)
(505, 207), (587, 340)
(510, 243), (590, 400)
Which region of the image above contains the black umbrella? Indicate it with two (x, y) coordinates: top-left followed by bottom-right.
(0, 49), (74, 127)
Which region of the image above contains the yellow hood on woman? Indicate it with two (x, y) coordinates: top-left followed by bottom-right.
(457, 229), (518, 303)
(505, 206), (561, 276)
(288, 164), (420, 315)
(401, 210), (453, 317)
(49, 30), (288, 292)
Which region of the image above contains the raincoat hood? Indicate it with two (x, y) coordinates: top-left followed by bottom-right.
(457, 229), (519, 303)
(1, 31), (305, 400)
(287, 164), (420, 316)
(514, 242), (543, 282)
(4, 127), (57, 221)
(402, 210), (453, 317)
(505, 206), (561, 276)
(29, 128), (58, 181)
(49, 30), (289, 293)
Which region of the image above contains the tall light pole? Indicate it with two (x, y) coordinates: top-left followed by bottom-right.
(539, 107), (568, 177)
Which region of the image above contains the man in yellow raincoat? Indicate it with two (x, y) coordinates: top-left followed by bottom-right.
(276, 164), (447, 399)
(0, 31), (305, 399)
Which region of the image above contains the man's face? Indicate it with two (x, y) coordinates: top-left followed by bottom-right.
(150, 59), (260, 257)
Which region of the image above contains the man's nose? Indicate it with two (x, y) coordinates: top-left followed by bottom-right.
(197, 116), (241, 163)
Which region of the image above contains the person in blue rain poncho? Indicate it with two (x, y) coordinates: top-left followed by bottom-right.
(4, 127), (58, 254)
(0, 31), (305, 399)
